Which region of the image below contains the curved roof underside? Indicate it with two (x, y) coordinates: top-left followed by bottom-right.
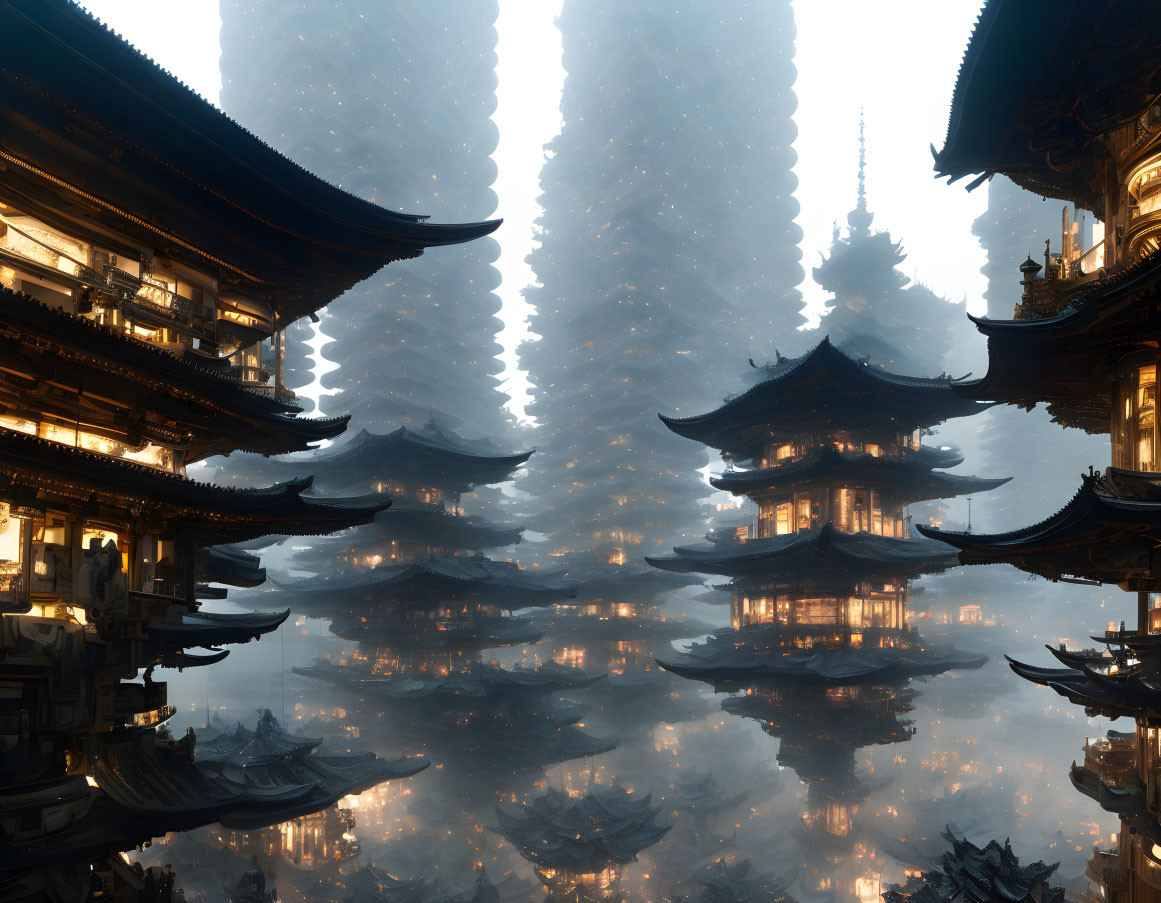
(934, 0), (1161, 210)
(0, 427), (391, 544)
(647, 523), (959, 583)
(255, 426), (534, 494)
(954, 250), (1161, 433)
(918, 468), (1161, 588)
(0, 0), (500, 322)
(657, 630), (985, 687)
(711, 443), (1008, 502)
(660, 339), (987, 461)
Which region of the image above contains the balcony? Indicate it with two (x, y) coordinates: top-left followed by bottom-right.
(1083, 733), (1137, 788)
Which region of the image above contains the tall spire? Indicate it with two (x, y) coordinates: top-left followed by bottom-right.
(857, 114), (867, 211)
(848, 112), (874, 234)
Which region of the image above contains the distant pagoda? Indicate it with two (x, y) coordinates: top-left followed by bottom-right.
(668, 859), (797, 903)
(812, 120), (975, 377)
(0, 1), (497, 898)
(917, 2), (1161, 901)
(647, 340), (1004, 901)
(493, 782), (670, 903)
(279, 421), (614, 852)
(882, 827), (1064, 903)
(648, 338), (1002, 684)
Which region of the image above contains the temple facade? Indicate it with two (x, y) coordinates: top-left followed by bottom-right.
(0, 2), (496, 899)
(920, 3), (1161, 902)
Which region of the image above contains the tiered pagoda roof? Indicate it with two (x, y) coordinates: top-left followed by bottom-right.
(493, 782), (670, 873)
(291, 504), (525, 574)
(932, 0), (1161, 209)
(147, 608), (289, 662)
(949, 252), (1161, 432)
(234, 425), (533, 495)
(274, 554), (576, 617)
(658, 339), (988, 462)
(648, 524), (959, 584)
(294, 659), (605, 705)
(0, 431), (391, 545)
(0, 287), (349, 462)
(0, 0), (500, 323)
(711, 443), (1007, 500)
(1006, 629), (1161, 721)
(657, 631), (985, 686)
(919, 468), (1161, 589)
(882, 827), (1064, 903)
(724, 685), (918, 755)
(0, 712), (424, 882)
(673, 859), (797, 903)
(665, 770), (750, 818)
(197, 545), (267, 589)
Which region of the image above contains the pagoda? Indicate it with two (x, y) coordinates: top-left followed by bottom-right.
(812, 120), (976, 378)
(667, 859), (798, 903)
(492, 781), (670, 903)
(882, 827), (1065, 903)
(645, 339), (1004, 900)
(268, 423), (615, 884)
(0, 1), (498, 899)
(917, 3), (1161, 900)
(648, 338), (1002, 683)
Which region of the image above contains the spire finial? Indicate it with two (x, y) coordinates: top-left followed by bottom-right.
(857, 111), (867, 213)
(848, 111), (874, 233)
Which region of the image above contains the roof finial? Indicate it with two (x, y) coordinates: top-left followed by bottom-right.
(857, 112), (867, 213)
(848, 111), (874, 234)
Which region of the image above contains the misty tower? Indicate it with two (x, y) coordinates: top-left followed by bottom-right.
(220, 0), (509, 436)
(811, 122), (978, 378)
(520, 0), (804, 566)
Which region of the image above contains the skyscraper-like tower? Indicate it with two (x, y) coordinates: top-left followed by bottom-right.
(519, 0), (804, 564)
(219, 0), (509, 436)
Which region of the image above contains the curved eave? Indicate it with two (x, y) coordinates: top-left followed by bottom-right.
(657, 642), (985, 687)
(328, 617), (546, 648)
(0, 1), (500, 320)
(0, 428), (392, 542)
(289, 428), (535, 491)
(917, 469), (1161, 584)
(646, 524), (959, 581)
(0, 287), (352, 457)
(279, 559), (578, 609)
(1006, 655), (1160, 719)
(711, 447), (1009, 502)
(952, 251), (1161, 432)
(148, 608), (289, 651)
(934, 0), (1159, 210)
(659, 339), (986, 458)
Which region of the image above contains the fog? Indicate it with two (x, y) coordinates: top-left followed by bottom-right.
(84, 2), (1124, 901)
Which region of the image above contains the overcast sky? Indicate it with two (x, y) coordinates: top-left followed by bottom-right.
(79, 0), (988, 421)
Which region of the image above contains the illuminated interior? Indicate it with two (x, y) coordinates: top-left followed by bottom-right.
(1112, 361), (1161, 471)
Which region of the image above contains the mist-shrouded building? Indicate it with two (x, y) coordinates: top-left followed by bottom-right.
(520, 0), (803, 565)
(219, 0), (509, 436)
(809, 124), (978, 380)
(972, 175), (1108, 533)
(921, 3), (1161, 902)
(0, 1), (498, 898)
